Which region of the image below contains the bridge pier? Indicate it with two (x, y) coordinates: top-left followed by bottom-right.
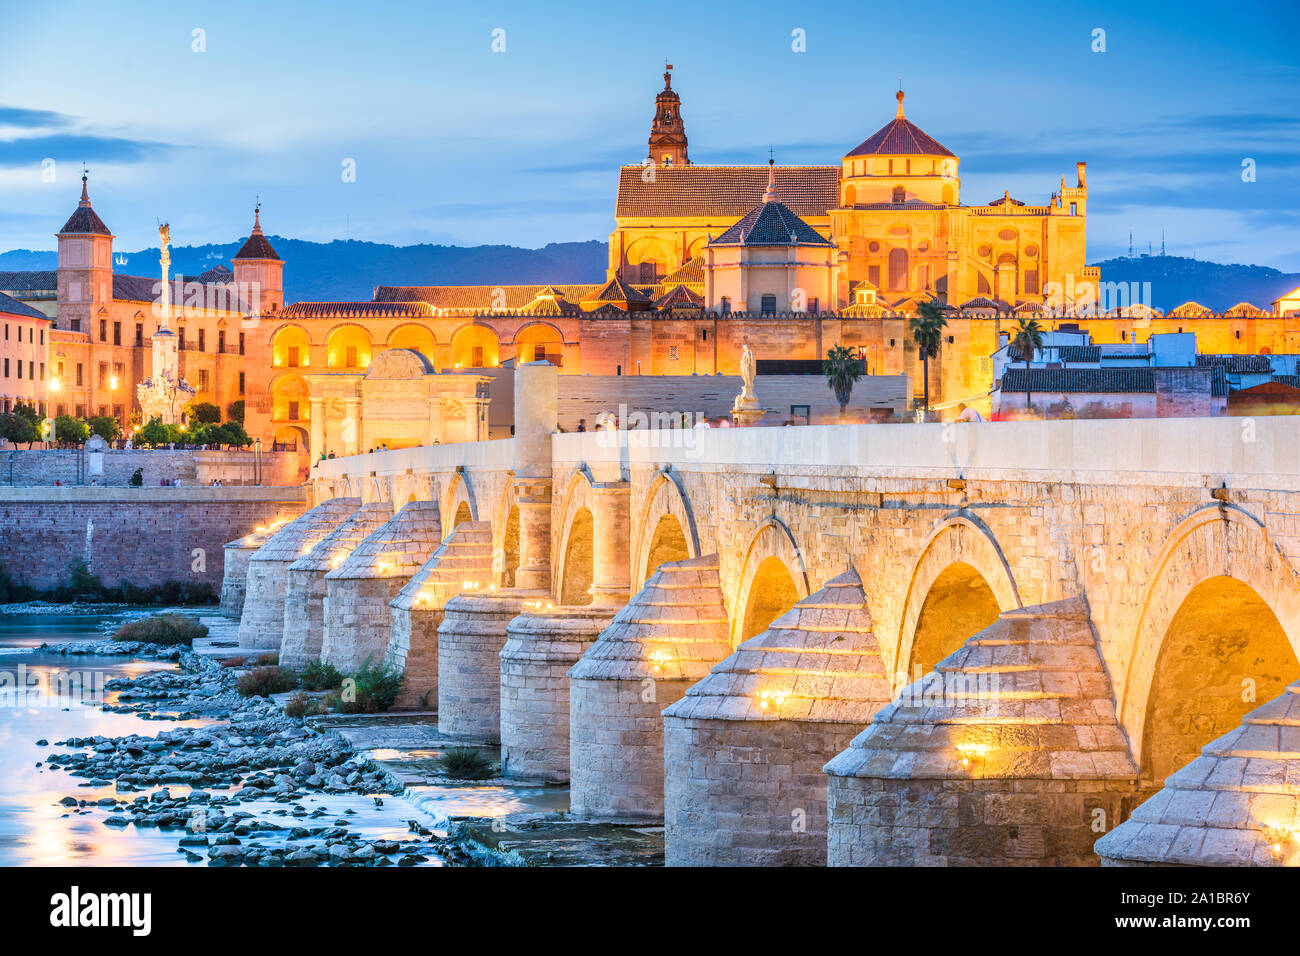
(386, 520), (493, 710)
(320, 499), (443, 674)
(237, 498), (360, 652)
(498, 478), (630, 781)
(824, 598), (1139, 866)
(500, 606), (615, 782)
(568, 554), (731, 820)
(663, 569), (892, 866)
(279, 501), (392, 670)
(222, 524), (277, 619)
(1095, 680), (1300, 867)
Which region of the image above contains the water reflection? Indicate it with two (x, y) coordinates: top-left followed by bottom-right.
(0, 612), (448, 866)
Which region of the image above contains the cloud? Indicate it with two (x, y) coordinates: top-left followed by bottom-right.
(0, 133), (180, 169)
(0, 105), (74, 130)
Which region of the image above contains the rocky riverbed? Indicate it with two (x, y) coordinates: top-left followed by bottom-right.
(38, 638), (472, 867)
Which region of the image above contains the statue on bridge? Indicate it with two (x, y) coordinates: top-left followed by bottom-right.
(731, 343), (763, 426)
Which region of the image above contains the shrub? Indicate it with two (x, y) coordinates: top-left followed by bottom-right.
(129, 467), (144, 487)
(188, 401), (222, 424)
(88, 416), (120, 442)
(216, 421), (252, 447)
(137, 418), (176, 448)
(226, 400), (245, 424)
(112, 613), (208, 646)
(298, 660), (344, 691)
(254, 651), (279, 666)
(437, 747), (494, 780)
(55, 415), (90, 446)
(332, 657), (403, 714)
(0, 563), (37, 603)
(219, 656), (247, 669)
(284, 692), (325, 719)
(1, 411), (38, 447)
(236, 666), (297, 698)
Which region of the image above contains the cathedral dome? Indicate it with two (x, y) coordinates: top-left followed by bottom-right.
(846, 90), (954, 158)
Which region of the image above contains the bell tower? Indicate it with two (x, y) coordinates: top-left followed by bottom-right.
(648, 64), (689, 168)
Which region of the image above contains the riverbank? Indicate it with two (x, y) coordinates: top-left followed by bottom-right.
(37, 636), (455, 866)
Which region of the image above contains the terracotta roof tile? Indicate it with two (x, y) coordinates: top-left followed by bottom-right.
(712, 199), (833, 247)
(0, 291), (50, 321)
(846, 116), (955, 158)
(615, 165), (838, 219)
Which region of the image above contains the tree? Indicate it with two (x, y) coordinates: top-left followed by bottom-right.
(188, 401), (222, 424)
(1, 413), (38, 448)
(909, 299), (948, 416)
(823, 345), (864, 415)
(54, 415), (89, 446)
(88, 416), (120, 442)
(137, 417), (175, 448)
(226, 400), (245, 424)
(218, 421), (252, 447)
(1011, 316), (1045, 412)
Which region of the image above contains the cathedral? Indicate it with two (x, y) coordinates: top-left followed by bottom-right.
(4, 68), (1295, 468)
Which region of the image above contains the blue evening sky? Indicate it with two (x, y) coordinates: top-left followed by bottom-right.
(1, 0), (1296, 268)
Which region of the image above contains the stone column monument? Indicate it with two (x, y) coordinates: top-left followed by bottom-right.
(731, 342), (764, 426)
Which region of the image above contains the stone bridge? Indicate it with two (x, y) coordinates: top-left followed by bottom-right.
(226, 362), (1300, 867)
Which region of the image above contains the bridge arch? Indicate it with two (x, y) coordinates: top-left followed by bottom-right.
(730, 516), (811, 648)
(553, 471), (596, 606)
(442, 470), (479, 532)
(895, 513), (1022, 684)
(492, 478), (520, 588)
(631, 470), (701, 588)
(1121, 504), (1300, 785)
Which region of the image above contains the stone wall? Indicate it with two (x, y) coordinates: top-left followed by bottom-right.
(0, 486), (308, 590)
(0, 447), (300, 487)
(555, 373), (908, 430)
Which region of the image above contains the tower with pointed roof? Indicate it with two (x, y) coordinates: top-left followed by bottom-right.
(704, 160), (839, 314)
(232, 204), (284, 317)
(839, 89), (960, 208)
(56, 172), (114, 334)
(648, 64), (689, 168)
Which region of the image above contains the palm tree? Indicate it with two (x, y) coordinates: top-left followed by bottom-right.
(823, 345), (864, 415)
(909, 300), (948, 416)
(1011, 316), (1044, 412)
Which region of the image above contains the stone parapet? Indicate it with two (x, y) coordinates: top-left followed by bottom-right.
(221, 517), (291, 618)
(236, 497), (359, 651)
(386, 520), (493, 710)
(663, 568), (891, 865)
(500, 605), (617, 782)
(320, 500), (442, 673)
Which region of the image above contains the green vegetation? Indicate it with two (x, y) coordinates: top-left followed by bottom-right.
(0, 560), (217, 606)
(1011, 316), (1046, 412)
(325, 657), (403, 714)
(112, 612), (208, 646)
(226, 400), (245, 425)
(436, 747), (495, 780)
(284, 691), (325, 719)
(187, 401), (222, 424)
(236, 665), (297, 698)
(129, 468), (144, 487)
(54, 415), (90, 446)
(823, 345), (864, 415)
(298, 660), (345, 691)
(1, 403), (40, 447)
(87, 416), (120, 442)
(909, 299), (948, 415)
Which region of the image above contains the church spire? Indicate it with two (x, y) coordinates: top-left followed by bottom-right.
(895, 88), (906, 119)
(80, 167), (91, 206)
(763, 156), (778, 203)
(648, 63), (689, 168)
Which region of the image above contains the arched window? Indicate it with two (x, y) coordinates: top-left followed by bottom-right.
(760, 294), (777, 315)
(888, 248), (909, 291)
(892, 185), (905, 204)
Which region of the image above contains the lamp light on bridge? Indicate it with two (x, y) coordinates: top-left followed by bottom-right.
(1260, 822), (1295, 859)
(757, 689), (790, 710)
(462, 580), (481, 592)
(955, 743), (991, 770)
(330, 554), (346, 569)
(377, 559), (395, 573)
(648, 651), (671, 673)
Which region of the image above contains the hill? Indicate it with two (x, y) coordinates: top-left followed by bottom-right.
(0, 238), (609, 303)
(1088, 255), (1300, 312)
